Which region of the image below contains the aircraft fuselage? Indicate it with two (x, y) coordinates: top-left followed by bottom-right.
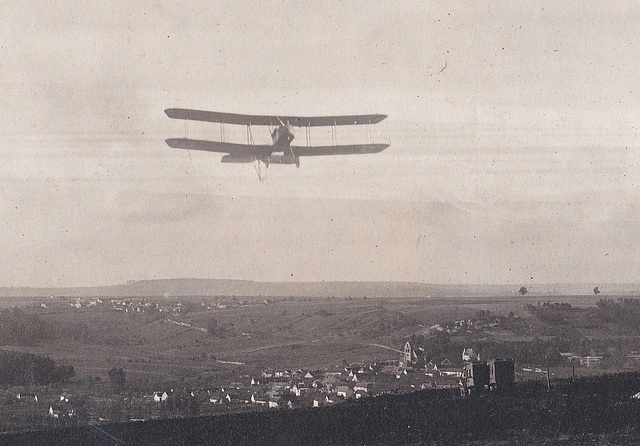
(222, 124), (298, 166)
(269, 124), (298, 166)
(271, 124), (295, 146)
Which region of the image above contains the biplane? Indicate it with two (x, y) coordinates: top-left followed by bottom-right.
(164, 108), (389, 180)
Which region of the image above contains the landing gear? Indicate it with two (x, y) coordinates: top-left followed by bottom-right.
(251, 156), (268, 182)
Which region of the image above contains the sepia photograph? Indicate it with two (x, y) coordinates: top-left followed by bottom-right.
(2, 1), (640, 444)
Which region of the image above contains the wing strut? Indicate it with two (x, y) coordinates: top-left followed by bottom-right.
(251, 156), (267, 182)
(247, 123), (269, 180)
(331, 121), (338, 146)
(246, 123), (255, 145)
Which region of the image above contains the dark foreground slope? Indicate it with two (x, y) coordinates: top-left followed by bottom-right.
(4, 373), (640, 446)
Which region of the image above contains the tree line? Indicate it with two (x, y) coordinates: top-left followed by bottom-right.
(0, 350), (74, 385)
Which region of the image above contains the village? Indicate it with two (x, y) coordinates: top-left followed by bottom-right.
(0, 338), (472, 431)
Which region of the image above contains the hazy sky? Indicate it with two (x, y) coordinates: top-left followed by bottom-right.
(1, 1), (639, 287)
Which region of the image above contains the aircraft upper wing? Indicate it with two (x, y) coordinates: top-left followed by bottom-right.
(165, 109), (387, 127)
(293, 143), (389, 157)
(165, 138), (273, 156)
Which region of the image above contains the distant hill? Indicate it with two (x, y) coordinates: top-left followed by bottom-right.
(0, 279), (637, 299)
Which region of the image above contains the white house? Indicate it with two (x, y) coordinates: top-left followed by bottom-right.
(335, 386), (354, 399)
(251, 394), (267, 405)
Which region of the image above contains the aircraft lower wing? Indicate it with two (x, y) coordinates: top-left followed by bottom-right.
(165, 138), (272, 157)
(293, 143), (389, 157)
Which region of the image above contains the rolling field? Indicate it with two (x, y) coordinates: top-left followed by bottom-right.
(0, 292), (611, 387)
(27, 297), (476, 381)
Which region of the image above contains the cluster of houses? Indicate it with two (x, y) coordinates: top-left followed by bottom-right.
(52, 297), (165, 313)
(148, 367), (378, 412)
(167, 343), (487, 410)
(140, 342), (474, 414)
(47, 296), (225, 315)
(426, 317), (503, 336)
(49, 295), (269, 316)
